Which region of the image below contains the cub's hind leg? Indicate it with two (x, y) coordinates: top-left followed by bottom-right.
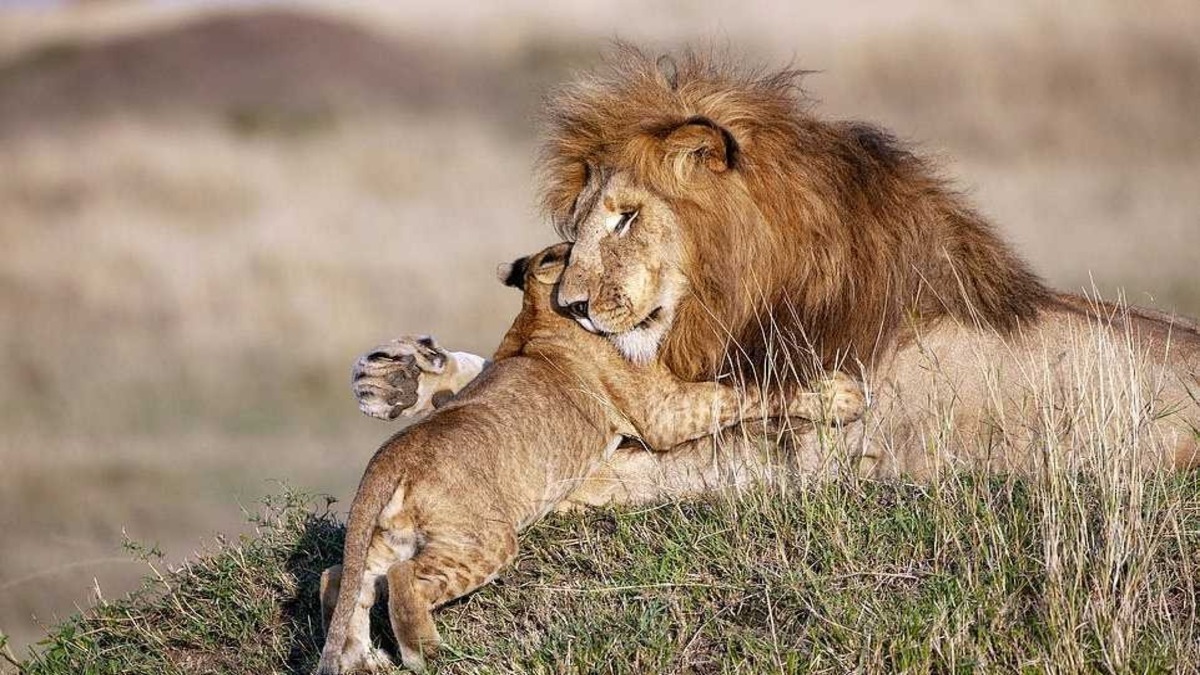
(385, 525), (519, 672)
(385, 562), (440, 673)
(319, 564), (343, 633)
(331, 570), (393, 674)
(317, 565), (392, 672)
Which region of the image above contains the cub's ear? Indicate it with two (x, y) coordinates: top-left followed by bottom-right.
(531, 259), (565, 286)
(664, 116), (738, 174)
(497, 255), (529, 290)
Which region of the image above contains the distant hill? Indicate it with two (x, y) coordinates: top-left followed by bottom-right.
(0, 9), (575, 134)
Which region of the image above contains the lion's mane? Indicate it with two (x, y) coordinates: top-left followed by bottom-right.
(538, 46), (1050, 383)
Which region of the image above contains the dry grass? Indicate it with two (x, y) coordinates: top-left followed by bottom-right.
(1, 0), (1198, 659)
(14, 384), (1200, 672)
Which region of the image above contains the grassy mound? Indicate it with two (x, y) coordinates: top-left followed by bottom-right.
(13, 474), (1200, 674)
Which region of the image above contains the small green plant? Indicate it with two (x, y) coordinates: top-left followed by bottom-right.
(19, 487), (344, 675)
(1, 631), (21, 672)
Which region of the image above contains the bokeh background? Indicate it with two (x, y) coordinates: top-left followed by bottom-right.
(1, 0), (1197, 656)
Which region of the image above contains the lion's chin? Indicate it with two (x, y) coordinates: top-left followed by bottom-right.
(609, 308), (669, 365)
(611, 327), (664, 365)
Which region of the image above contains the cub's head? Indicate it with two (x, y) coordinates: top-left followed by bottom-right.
(493, 242), (577, 360)
(497, 241), (572, 306)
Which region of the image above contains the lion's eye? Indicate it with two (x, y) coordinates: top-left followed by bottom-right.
(607, 210), (639, 235)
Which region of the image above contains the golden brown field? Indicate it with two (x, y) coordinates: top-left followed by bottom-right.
(1, 0), (1197, 658)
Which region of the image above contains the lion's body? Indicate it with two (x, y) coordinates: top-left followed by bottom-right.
(319, 244), (863, 673)
(540, 47), (1200, 484)
(865, 297), (1200, 477)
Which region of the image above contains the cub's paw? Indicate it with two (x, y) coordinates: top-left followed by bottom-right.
(815, 371), (866, 424)
(351, 336), (448, 420)
(318, 638), (394, 675)
(363, 647), (394, 673)
(336, 645), (393, 674)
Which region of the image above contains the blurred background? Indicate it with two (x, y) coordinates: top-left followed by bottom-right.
(0, 0), (1197, 657)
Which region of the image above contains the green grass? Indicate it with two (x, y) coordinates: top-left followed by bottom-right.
(11, 474), (1200, 674)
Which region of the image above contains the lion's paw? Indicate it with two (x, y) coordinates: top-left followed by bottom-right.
(815, 371), (866, 424)
(351, 336), (448, 420)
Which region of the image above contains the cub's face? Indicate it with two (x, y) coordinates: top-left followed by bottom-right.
(555, 171), (688, 364)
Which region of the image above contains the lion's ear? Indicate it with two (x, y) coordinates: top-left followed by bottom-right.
(497, 255), (529, 290)
(655, 54), (679, 90)
(664, 116), (738, 174)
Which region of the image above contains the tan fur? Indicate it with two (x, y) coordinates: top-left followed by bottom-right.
(542, 46), (1200, 476)
(318, 243), (864, 674)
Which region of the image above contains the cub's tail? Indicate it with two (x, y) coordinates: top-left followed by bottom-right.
(315, 434), (411, 675)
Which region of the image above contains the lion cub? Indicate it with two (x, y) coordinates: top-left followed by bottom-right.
(316, 243), (864, 674)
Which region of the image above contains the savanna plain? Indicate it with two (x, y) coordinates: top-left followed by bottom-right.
(1, 1), (1198, 672)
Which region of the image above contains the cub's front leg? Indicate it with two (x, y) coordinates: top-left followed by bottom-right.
(351, 335), (487, 420)
(630, 370), (866, 450)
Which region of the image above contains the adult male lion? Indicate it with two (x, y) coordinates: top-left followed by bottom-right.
(357, 47), (1198, 495)
(541, 47), (1200, 477)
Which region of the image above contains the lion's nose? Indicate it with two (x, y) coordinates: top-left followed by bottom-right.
(566, 300), (589, 321)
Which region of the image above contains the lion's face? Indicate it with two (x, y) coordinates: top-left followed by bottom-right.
(556, 171), (688, 364)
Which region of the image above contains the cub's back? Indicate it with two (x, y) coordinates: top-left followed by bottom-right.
(396, 356), (612, 511)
